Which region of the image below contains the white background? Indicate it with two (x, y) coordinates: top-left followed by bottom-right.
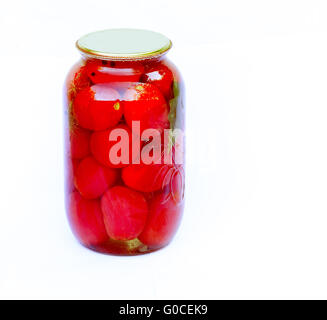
(0, 0), (327, 299)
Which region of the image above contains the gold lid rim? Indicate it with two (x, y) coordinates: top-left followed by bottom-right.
(76, 29), (172, 61)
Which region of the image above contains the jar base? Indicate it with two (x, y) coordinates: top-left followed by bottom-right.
(78, 238), (167, 256)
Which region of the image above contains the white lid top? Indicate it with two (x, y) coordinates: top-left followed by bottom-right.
(76, 29), (172, 60)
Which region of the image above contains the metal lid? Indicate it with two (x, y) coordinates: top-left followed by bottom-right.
(76, 29), (172, 60)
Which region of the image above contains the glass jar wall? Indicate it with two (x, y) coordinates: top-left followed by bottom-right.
(64, 29), (185, 255)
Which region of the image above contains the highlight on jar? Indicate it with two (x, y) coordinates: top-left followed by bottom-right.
(63, 29), (185, 255)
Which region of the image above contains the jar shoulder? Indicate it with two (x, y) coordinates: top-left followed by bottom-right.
(64, 57), (185, 103)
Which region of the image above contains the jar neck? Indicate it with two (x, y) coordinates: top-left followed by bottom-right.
(80, 53), (167, 64)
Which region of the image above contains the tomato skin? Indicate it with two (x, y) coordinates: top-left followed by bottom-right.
(69, 126), (91, 159)
(141, 64), (174, 100)
(122, 162), (173, 193)
(101, 186), (148, 241)
(73, 84), (123, 131)
(139, 193), (184, 248)
(121, 143), (179, 193)
(86, 60), (144, 84)
(74, 156), (119, 199)
(123, 83), (170, 134)
(68, 192), (108, 246)
(90, 124), (136, 168)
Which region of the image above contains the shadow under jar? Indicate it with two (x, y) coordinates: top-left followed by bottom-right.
(64, 29), (185, 255)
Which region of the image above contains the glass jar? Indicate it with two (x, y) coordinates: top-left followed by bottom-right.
(64, 29), (185, 255)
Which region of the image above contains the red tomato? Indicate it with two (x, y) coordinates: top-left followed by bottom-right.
(123, 83), (170, 134)
(68, 192), (108, 246)
(121, 143), (177, 193)
(73, 84), (123, 131)
(74, 156), (119, 199)
(101, 186), (148, 240)
(141, 64), (174, 99)
(122, 163), (174, 193)
(86, 60), (144, 83)
(90, 124), (137, 168)
(69, 126), (91, 159)
(138, 193), (184, 248)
